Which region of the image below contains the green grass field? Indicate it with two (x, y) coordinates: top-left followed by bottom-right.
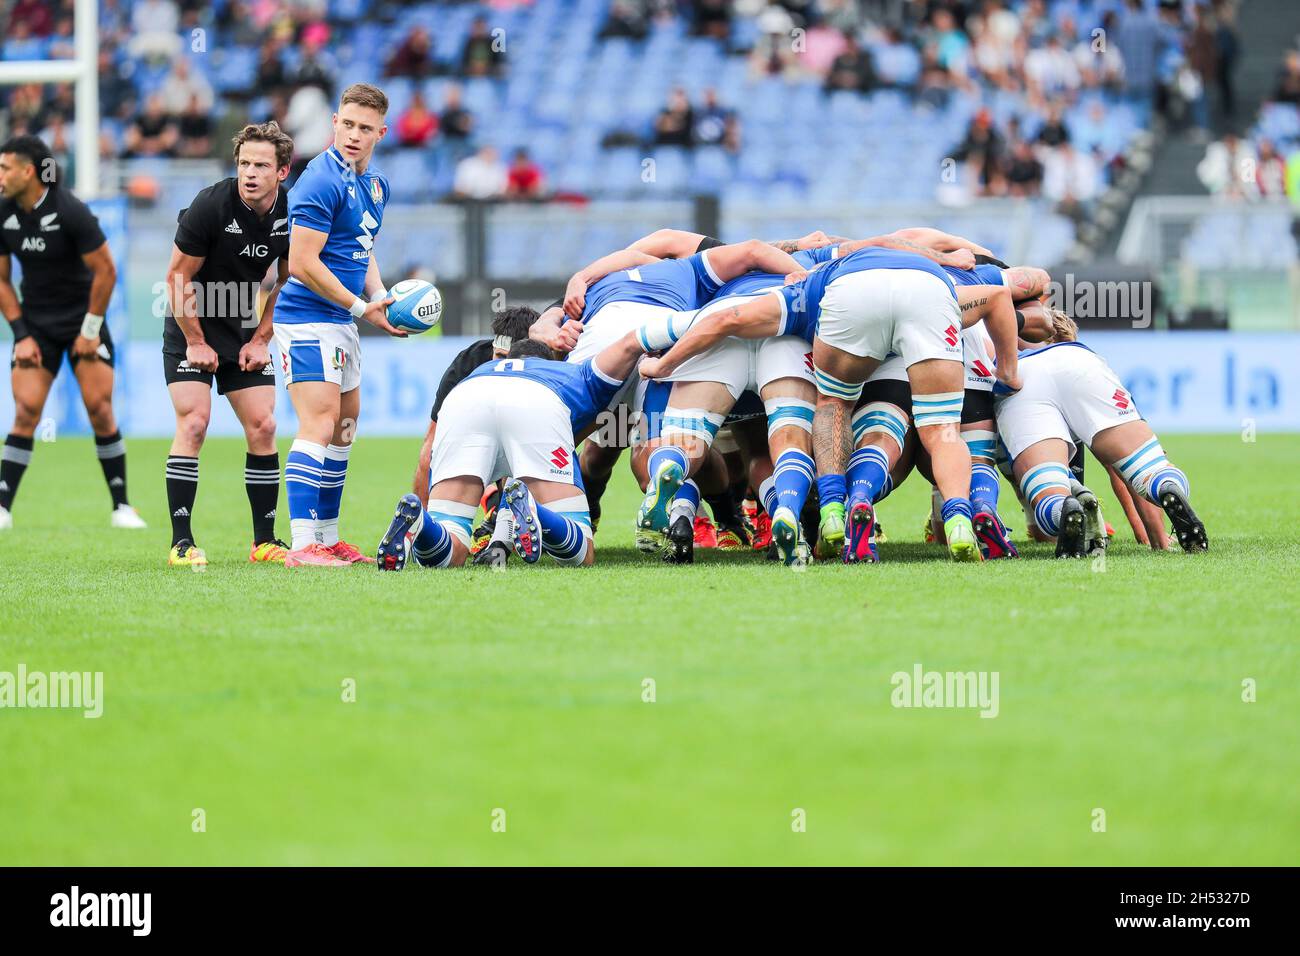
(1, 433), (1297, 865)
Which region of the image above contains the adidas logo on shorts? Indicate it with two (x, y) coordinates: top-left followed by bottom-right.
(224, 219), (243, 234)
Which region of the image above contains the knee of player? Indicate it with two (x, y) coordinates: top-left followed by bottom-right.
(244, 414), (277, 447)
(12, 401), (43, 432)
(178, 412), (210, 447)
(85, 397), (116, 430)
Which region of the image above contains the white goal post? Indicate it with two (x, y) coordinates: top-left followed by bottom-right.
(0, 0), (99, 196)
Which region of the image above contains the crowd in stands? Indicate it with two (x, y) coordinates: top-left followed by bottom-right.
(0, 0), (1291, 222)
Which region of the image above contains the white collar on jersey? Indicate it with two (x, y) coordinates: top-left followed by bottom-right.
(31, 187), (50, 210)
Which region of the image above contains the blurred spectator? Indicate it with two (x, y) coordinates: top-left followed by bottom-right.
(917, 46), (953, 110)
(386, 25), (436, 79)
(1074, 11), (1126, 91)
(653, 88), (694, 147)
(1213, 2), (1240, 120)
(1256, 139), (1287, 199)
(461, 16), (505, 78)
(8, 0), (55, 36)
(256, 39), (289, 99)
(1186, 6), (1218, 134)
(160, 58), (215, 117)
(953, 108), (1004, 193)
(453, 145), (508, 199)
(1042, 142), (1100, 219)
(928, 9), (970, 73)
(48, 14), (75, 60)
(129, 0), (182, 61)
(176, 93), (213, 159)
(283, 83), (334, 165)
(692, 0), (731, 43)
(872, 26), (922, 88)
(1270, 51), (1300, 106)
(291, 34), (337, 96)
(1004, 140), (1044, 197)
(396, 91), (439, 149)
(1196, 132), (1258, 198)
(3, 20), (46, 60)
(749, 5), (800, 79)
(1024, 34), (1081, 104)
(1036, 103), (1071, 148)
(694, 88), (740, 153)
(98, 48), (136, 120)
(439, 84), (475, 157)
(601, 0), (649, 41)
(123, 94), (179, 158)
(1114, 0), (1161, 102)
(505, 148), (545, 199)
(824, 32), (877, 94)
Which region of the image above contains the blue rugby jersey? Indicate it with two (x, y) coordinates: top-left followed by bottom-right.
(275, 146), (390, 325)
(462, 356), (624, 433)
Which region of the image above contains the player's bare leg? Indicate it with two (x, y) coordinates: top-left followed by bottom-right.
(1089, 419), (1205, 552)
(228, 384), (286, 562)
(0, 364), (54, 528)
(906, 357), (977, 560)
(164, 380), (212, 565)
(75, 356), (143, 528)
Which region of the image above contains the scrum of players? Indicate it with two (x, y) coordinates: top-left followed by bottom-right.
(3, 81), (1205, 568)
(380, 220), (1210, 571)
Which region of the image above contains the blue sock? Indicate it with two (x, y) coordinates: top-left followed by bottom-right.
(317, 443), (350, 547)
(537, 504), (587, 562)
(759, 477), (777, 516)
(1033, 494), (1065, 536)
(969, 462), (1000, 515)
(847, 445), (891, 505)
(411, 510), (454, 567)
(773, 449), (814, 516)
(1150, 466), (1190, 501)
(647, 445), (689, 482)
(671, 478), (701, 519)
(876, 474), (895, 503)
(941, 497), (973, 524)
(285, 439), (325, 550)
(816, 474), (846, 511)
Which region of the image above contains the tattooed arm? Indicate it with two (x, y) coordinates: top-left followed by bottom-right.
(768, 230), (837, 253)
(835, 233), (976, 270)
(958, 284), (1021, 391)
(1002, 265), (1052, 301)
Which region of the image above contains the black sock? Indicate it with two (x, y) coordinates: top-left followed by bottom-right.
(704, 487), (742, 529)
(95, 431), (130, 508)
(1070, 442), (1086, 483)
(244, 452), (280, 544)
(165, 455), (198, 545)
(0, 433), (34, 511)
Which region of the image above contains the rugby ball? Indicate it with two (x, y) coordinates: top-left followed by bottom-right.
(385, 279), (442, 333)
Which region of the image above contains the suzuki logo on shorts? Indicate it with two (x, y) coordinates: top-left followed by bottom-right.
(1113, 388), (1130, 410)
(943, 324), (959, 347)
(549, 447), (570, 469)
(804, 352), (814, 373)
(971, 359), (992, 378)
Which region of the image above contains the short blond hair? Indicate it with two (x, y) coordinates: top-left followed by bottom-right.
(232, 120), (293, 169)
(1047, 308), (1078, 343)
(339, 83), (389, 116)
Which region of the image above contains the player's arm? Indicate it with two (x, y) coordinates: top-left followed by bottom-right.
(891, 226), (994, 258)
(413, 419), (436, 508)
(163, 244), (218, 371)
(72, 241), (116, 361)
(638, 292), (783, 381)
(836, 232), (976, 269)
(0, 253), (39, 369)
(239, 258), (289, 372)
(287, 224), (404, 336)
(591, 328), (650, 383)
(767, 230), (837, 253)
(528, 303), (581, 354)
(1003, 266), (1052, 301)
(563, 249), (660, 318)
(627, 228), (710, 259)
(1016, 299), (1053, 343)
(704, 238), (801, 283)
(958, 285), (1020, 391)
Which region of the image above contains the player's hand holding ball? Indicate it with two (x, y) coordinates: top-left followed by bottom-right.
(379, 279), (446, 337)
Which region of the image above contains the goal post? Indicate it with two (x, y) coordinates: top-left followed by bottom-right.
(0, 0), (99, 196)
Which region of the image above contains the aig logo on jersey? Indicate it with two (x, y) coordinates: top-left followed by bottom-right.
(240, 243), (269, 258)
(21, 236), (45, 252)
